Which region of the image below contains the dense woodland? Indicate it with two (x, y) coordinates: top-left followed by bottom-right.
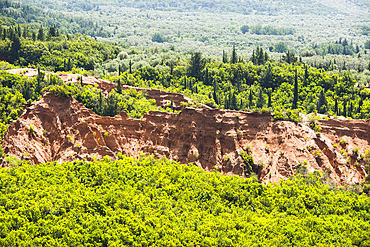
(0, 0), (370, 245)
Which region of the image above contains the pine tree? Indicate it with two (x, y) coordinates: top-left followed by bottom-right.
(292, 68), (299, 109)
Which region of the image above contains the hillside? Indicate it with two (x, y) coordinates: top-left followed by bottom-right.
(1, 71), (369, 186)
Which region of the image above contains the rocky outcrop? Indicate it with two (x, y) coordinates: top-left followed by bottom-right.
(2, 93), (368, 185)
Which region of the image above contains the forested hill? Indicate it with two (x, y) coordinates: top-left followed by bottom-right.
(16, 0), (370, 15)
(0, 0), (104, 36)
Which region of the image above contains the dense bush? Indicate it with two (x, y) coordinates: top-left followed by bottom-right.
(0, 155), (369, 246)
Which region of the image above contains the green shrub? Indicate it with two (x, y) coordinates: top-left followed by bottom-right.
(29, 125), (34, 135)
(273, 108), (302, 123)
(240, 151), (254, 175)
(5, 155), (23, 168)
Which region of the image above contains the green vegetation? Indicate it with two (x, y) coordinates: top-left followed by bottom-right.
(100, 47), (370, 122)
(44, 83), (168, 118)
(0, 0), (107, 36)
(0, 155), (369, 246)
(0, 24), (120, 71)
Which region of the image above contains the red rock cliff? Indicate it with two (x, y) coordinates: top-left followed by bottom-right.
(2, 93), (368, 185)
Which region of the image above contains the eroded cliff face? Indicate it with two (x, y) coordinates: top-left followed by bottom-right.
(2, 93), (368, 185)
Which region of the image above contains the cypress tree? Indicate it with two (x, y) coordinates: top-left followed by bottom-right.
(304, 64), (308, 87)
(129, 60), (132, 74)
(222, 50), (228, 63)
(213, 77), (218, 105)
(358, 98), (363, 114)
(98, 91), (103, 115)
(67, 58), (72, 71)
(230, 91), (237, 110)
(224, 95), (229, 109)
(257, 89), (264, 108)
(10, 33), (20, 61)
(343, 99), (347, 118)
(248, 89), (253, 109)
(38, 25), (44, 41)
(267, 88), (272, 108)
(317, 89), (327, 114)
(204, 67), (209, 85)
(251, 50), (256, 65)
(17, 24), (21, 38)
(292, 68), (299, 109)
(334, 98), (338, 115)
(116, 78), (122, 93)
(264, 52), (269, 64)
(36, 68), (44, 93)
(170, 61), (174, 75)
(231, 45), (237, 64)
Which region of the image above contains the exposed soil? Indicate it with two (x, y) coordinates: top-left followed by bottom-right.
(2, 69), (369, 185)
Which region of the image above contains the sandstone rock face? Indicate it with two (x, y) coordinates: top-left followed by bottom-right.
(2, 93), (368, 185)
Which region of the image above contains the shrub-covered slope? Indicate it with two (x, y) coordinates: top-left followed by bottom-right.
(0, 156), (369, 246)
